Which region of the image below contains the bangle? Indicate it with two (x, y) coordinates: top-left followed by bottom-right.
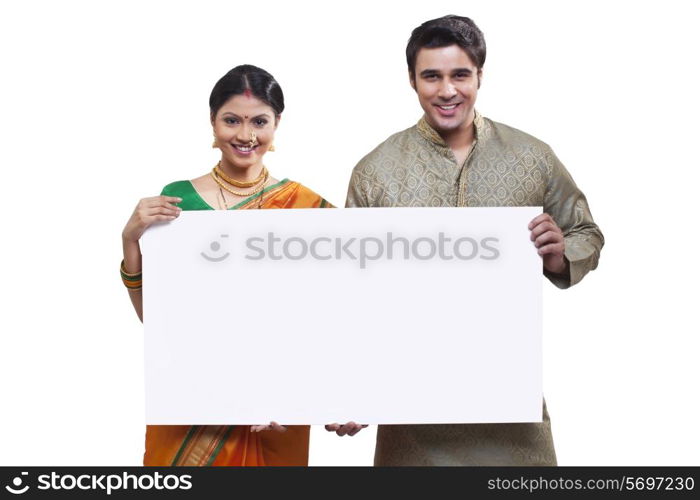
(120, 259), (142, 290)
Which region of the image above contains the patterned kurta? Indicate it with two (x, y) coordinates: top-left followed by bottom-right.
(346, 112), (604, 465)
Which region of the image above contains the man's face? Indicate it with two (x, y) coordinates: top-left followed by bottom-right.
(411, 44), (481, 136)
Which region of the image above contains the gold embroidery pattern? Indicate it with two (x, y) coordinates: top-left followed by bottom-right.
(374, 401), (557, 466)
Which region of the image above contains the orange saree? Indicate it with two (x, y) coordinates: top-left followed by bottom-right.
(143, 178), (332, 466)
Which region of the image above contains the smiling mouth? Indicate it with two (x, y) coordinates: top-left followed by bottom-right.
(436, 103), (461, 110)
(232, 144), (257, 153)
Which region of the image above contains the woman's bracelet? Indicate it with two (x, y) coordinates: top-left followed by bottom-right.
(120, 259), (142, 290)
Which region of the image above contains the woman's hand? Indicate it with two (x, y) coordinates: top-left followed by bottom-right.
(122, 195), (182, 243)
(251, 421), (287, 433)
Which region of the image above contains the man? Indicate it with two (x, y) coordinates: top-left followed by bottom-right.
(327, 15), (604, 465)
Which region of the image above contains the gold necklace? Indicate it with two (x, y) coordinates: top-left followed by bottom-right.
(213, 161), (267, 188)
(210, 169), (269, 197)
(218, 184), (267, 210)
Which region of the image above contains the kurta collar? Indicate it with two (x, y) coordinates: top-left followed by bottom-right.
(416, 110), (484, 148)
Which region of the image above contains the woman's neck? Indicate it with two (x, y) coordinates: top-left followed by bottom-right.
(218, 160), (264, 183)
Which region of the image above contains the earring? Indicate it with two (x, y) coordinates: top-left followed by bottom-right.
(212, 133), (218, 149)
(268, 142), (276, 152)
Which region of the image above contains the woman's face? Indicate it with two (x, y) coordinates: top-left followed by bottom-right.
(212, 94), (278, 171)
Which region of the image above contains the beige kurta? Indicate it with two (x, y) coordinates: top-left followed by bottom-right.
(346, 112), (604, 466)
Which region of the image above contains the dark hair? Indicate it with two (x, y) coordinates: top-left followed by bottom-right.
(406, 15), (486, 79)
(209, 64), (285, 119)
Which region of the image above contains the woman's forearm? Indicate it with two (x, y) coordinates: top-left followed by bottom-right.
(122, 235), (144, 323)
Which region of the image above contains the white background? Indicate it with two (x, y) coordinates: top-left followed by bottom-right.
(0, 0), (698, 465)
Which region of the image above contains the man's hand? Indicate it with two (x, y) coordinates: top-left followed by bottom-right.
(528, 213), (567, 275)
(325, 422), (367, 437)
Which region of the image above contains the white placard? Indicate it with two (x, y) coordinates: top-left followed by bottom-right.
(141, 207), (542, 425)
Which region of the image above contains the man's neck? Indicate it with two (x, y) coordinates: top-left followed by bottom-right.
(438, 120), (475, 166)
(442, 127), (474, 152)
(432, 111), (476, 151)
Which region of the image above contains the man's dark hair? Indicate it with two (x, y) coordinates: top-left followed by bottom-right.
(209, 64), (285, 119)
(406, 15), (486, 79)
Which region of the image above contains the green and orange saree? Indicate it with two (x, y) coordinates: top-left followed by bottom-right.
(143, 178), (332, 466)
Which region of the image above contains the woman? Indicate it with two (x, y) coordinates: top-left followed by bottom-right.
(121, 65), (333, 466)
